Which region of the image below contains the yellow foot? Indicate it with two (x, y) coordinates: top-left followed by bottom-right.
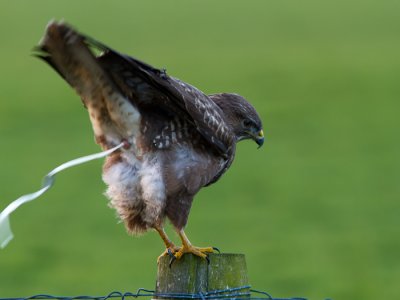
(157, 245), (181, 263)
(174, 244), (214, 260)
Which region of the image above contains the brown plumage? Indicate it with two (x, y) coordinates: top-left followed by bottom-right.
(35, 21), (264, 261)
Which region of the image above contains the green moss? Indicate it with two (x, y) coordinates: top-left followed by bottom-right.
(156, 254), (249, 298)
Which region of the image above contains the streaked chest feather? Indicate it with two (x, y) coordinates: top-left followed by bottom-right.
(152, 117), (192, 150)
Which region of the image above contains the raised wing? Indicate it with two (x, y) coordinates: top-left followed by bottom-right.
(84, 30), (235, 155)
(35, 21), (235, 155)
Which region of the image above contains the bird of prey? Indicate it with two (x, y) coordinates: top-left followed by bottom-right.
(35, 21), (264, 262)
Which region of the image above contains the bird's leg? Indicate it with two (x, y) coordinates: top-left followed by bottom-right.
(155, 226), (180, 263)
(173, 229), (214, 261)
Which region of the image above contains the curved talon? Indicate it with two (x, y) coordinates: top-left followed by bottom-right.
(167, 248), (174, 258)
(212, 247), (221, 253)
(169, 256), (176, 268)
(157, 245), (180, 264)
(205, 255), (210, 265)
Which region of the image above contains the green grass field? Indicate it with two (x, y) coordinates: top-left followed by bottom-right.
(1, 1), (399, 299)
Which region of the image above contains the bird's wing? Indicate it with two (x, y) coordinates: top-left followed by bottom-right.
(84, 30), (235, 155)
(36, 21), (235, 156)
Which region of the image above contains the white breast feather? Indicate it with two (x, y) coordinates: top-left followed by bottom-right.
(102, 152), (166, 227)
(139, 156), (166, 225)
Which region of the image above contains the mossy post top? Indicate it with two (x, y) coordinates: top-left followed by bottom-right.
(155, 253), (249, 299)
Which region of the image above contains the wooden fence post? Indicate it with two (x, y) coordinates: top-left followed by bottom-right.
(155, 253), (249, 299)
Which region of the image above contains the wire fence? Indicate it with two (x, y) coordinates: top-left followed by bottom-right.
(0, 286), (317, 300)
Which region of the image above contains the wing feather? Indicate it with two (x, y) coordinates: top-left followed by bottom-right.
(35, 21), (235, 155)
(89, 39), (235, 155)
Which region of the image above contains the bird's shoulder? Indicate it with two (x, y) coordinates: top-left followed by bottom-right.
(96, 50), (236, 156)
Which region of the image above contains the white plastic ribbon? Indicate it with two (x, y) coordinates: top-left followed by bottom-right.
(0, 143), (123, 249)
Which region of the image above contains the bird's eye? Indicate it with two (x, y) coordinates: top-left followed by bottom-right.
(242, 119), (252, 128)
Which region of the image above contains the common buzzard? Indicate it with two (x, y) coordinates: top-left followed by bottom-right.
(36, 21), (264, 262)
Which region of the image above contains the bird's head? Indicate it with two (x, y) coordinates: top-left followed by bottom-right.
(209, 93), (264, 148)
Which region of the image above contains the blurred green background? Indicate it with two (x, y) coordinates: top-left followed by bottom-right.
(0, 1), (399, 299)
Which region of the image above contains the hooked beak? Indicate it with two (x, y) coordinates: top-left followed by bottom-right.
(255, 129), (264, 148)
